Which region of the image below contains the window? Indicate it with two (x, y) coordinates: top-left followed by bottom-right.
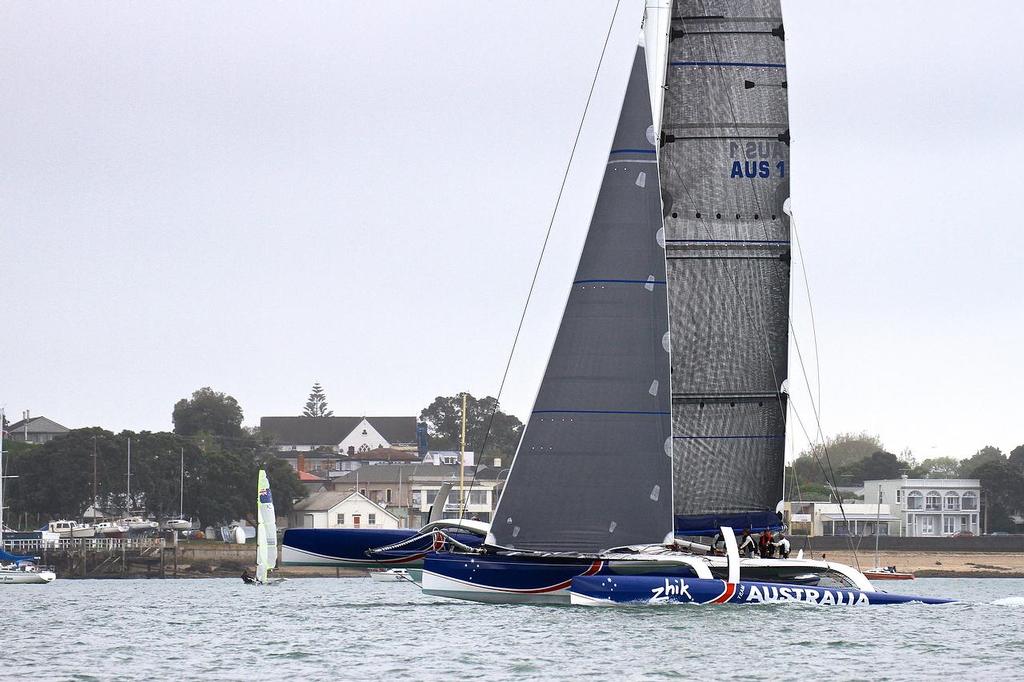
(468, 490), (488, 505)
(336, 513), (345, 526)
(944, 492), (960, 511)
(896, 489), (903, 503)
(358, 444), (370, 453)
(412, 491), (422, 507)
(919, 516), (935, 535)
(385, 489), (392, 503)
(368, 513), (376, 526)
(943, 516), (958, 535)
(426, 490), (438, 505)
(962, 491), (978, 510)
(925, 491), (941, 511)
(906, 491), (923, 510)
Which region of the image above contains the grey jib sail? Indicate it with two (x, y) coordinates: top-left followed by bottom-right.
(660, 0), (790, 529)
(489, 45), (673, 554)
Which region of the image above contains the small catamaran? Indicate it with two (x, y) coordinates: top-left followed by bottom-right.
(251, 469), (283, 586)
(417, 0), (953, 607)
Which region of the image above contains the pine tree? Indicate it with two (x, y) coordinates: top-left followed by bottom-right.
(303, 382), (333, 417)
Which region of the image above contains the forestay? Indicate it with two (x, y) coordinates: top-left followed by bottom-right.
(488, 43), (674, 554)
(660, 0), (791, 529)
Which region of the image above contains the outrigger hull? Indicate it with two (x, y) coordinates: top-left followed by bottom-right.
(569, 575), (955, 606)
(422, 553), (604, 604)
(282, 527), (485, 569)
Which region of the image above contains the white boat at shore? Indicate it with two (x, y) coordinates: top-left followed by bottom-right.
(121, 517), (159, 533)
(47, 520), (96, 539)
(370, 568), (413, 583)
(94, 521), (128, 537)
(164, 519), (192, 531)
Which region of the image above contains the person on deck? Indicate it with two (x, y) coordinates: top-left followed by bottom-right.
(758, 529), (774, 558)
(738, 529), (757, 558)
(709, 530), (726, 555)
(772, 532), (791, 559)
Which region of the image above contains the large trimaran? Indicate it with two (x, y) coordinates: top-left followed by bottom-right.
(286, 0), (952, 606)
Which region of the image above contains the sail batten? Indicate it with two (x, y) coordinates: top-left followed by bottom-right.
(489, 44), (673, 554)
(662, 0), (790, 523)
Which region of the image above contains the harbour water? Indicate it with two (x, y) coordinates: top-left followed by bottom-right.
(3, 577), (1023, 680)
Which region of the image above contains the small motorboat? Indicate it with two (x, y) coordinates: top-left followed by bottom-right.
(163, 518), (192, 531)
(94, 521), (127, 538)
(864, 566), (915, 580)
(370, 568), (413, 583)
(121, 517), (160, 533)
(47, 520), (96, 539)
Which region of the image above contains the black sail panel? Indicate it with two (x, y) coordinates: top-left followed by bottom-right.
(661, 0), (790, 526)
(489, 45), (673, 553)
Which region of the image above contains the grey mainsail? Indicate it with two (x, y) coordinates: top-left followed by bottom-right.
(660, 0), (790, 529)
(488, 44), (673, 554)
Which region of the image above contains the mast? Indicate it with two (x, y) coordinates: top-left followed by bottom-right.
(92, 436), (98, 521)
(179, 447), (185, 519)
(126, 436), (132, 513)
(660, 0), (791, 534)
(1, 409), (5, 544)
(874, 484), (882, 567)
(459, 392), (466, 514)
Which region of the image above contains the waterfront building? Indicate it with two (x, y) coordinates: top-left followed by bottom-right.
(4, 415), (69, 444)
(863, 477), (982, 537)
(289, 491), (400, 530)
(786, 502), (900, 537)
(260, 415), (418, 455)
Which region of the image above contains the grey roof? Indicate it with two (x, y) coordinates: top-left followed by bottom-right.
(292, 491), (351, 512)
(328, 463), (504, 485)
(260, 416), (417, 446)
(5, 416), (69, 434)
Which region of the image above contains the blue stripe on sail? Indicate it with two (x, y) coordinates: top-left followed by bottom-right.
(671, 61), (786, 68)
(674, 434), (785, 440)
(667, 239), (790, 245)
(533, 409), (670, 416)
(574, 278), (666, 285)
(609, 148), (657, 154)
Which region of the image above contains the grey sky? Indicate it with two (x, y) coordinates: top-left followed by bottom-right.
(3, 1), (1021, 463)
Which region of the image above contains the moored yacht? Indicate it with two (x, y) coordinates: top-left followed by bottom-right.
(47, 520), (96, 539)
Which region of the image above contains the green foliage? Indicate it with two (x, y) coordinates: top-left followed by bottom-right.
(1010, 444), (1024, 472)
(972, 459), (1024, 532)
(960, 445), (1005, 479)
(3, 426), (305, 529)
(911, 456), (962, 478)
(791, 432), (885, 486)
(837, 450), (904, 484)
(172, 387), (244, 438)
(303, 381), (333, 418)
(420, 393), (523, 459)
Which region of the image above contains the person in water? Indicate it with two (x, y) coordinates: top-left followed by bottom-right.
(241, 568), (257, 584)
(738, 529), (757, 558)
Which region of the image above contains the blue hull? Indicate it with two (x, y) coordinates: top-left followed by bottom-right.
(422, 552), (604, 603)
(281, 528), (483, 568)
(570, 575), (956, 606)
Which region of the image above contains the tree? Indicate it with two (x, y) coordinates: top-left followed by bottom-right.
(1008, 444), (1024, 472)
(912, 456), (962, 479)
(838, 450), (904, 484)
(172, 387), (244, 439)
(973, 460), (1024, 533)
(420, 393), (524, 460)
(792, 432), (885, 485)
(960, 445), (1005, 479)
(303, 382), (333, 417)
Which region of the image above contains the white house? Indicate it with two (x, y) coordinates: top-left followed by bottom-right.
(863, 477), (981, 537)
(289, 491), (401, 530)
(786, 502), (900, 537)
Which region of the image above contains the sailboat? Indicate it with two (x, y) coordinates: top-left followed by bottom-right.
(164, 447), (192, 532)
(0, 409), (56, 585)
(419, 1), (952, 606)
(252, 469), (284, 585)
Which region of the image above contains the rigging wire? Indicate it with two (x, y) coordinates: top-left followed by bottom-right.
(457, 0), (625, 523)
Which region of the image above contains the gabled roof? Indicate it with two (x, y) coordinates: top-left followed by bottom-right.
(291, 491), (399, 520)
(5, 416), (69, 435)
(297, 470), (326, 481)
(260, 416), (417, 446)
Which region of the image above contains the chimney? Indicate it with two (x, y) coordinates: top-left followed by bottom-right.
(297, 453), (306, 473)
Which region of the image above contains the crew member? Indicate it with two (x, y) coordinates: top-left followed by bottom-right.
(738, 529), (757, 558)
(772, 532), (791, 559)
